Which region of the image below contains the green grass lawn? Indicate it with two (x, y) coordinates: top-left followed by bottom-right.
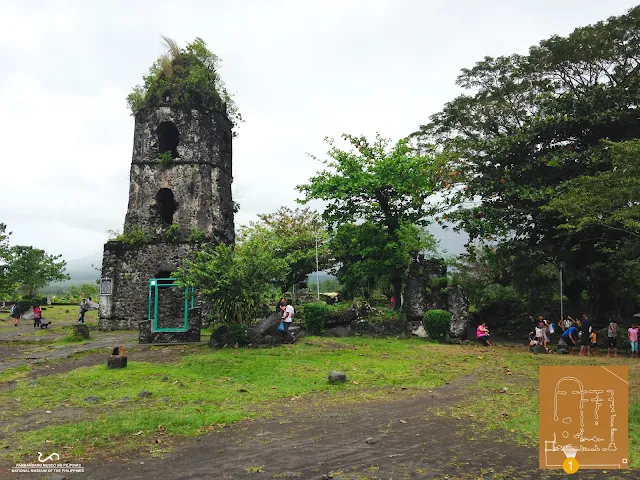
(0, 338), (637, 468)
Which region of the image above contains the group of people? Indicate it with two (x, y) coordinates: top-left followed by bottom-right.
(529, 312), (638, 357)
(276, 297), (296, 343)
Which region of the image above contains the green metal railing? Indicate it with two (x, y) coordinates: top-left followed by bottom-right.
(148, 278), (195, 332)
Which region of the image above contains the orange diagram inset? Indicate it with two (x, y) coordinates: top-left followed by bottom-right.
(539, 366), (628, 470)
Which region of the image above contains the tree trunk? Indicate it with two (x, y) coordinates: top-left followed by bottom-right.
(392, 273), (402, 311)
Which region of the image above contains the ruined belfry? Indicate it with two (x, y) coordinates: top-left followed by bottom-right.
(99, 38), (236, 336)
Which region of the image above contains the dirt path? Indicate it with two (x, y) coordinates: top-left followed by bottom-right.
(11, 377), (630, 480)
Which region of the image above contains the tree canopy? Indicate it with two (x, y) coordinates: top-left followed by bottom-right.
(241, 207), (330, 293)
(7, 245), (69, 298)
(297, 134), (444, 307)
(414, 5), (640, 318)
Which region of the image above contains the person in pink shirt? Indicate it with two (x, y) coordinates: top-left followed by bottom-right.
(629, 323), (639, 358)
(477, 321), (491, 346)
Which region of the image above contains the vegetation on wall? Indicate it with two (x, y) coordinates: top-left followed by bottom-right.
(126, 36), (242, 134)
(109, 226), (146, 247)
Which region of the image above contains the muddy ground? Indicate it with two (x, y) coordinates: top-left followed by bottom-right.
(4, 376), (632, 480)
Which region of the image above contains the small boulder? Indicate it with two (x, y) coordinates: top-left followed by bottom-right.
(325, 326), (353, 337)
(208, 325), (229, 349)
(83, 396), (100, 404)
(328, 371), (347, 384)
(365, 437), (377, 444)
(73, 324), (90, 339)
(138, 391), (153, 398)
(531, 345), (549, 354)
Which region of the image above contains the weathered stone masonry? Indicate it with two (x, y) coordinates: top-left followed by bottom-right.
(99, 105), (234, 334)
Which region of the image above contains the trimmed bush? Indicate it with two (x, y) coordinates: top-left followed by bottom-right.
(424, 309), (452, 341)
(304, 302), (330, 335)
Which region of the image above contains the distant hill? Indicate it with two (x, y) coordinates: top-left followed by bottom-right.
(42, 252), (103, 292)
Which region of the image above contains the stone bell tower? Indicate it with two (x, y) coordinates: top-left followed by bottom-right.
(98, 104), (235, 332)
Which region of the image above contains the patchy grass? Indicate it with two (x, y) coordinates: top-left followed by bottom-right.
(0, 338), (638, 470)
(39, 305), (98, 324)
(0, 365), (31, 382)
(449, 348), (640, 468)
(0, 338), (482, 461)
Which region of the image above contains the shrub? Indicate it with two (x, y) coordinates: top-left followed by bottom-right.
(304, 302), (330, 335)
(111, 226), (146, 247)
(166, 224), (180, 242)
(157, 151), (173, 169)
(225, 323), (248, 346)
(188, 227), (206, 243)
(424, 309), (452, 341)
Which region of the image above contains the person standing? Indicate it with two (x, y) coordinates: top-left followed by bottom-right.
(276, 297), (287, 314)
(77, 299), (89, 323)
(282, 301), (295, 343)
(607, 320), (618, 357)
(579, 313), (592, 356)
(629, 323), (639, 358)
(11, 303), (20, 326)
(33, 304), (42, 329)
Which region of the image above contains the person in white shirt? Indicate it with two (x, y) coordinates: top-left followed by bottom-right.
(281, 302), (295, 343)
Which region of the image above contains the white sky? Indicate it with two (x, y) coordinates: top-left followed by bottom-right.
(0, 0), (636, 264)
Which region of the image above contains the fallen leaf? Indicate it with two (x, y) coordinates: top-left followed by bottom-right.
(352, 381), (360, 385)
(399, 419), (408, 424)
(505, 371), (512, 375)
(133, 431), (144, 436)
(157, 425), (166, 433)
(272, 386), (278, 389)
(45, 410), (52, 414)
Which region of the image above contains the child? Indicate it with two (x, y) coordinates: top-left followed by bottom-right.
(39, 318), (49, 329)
(607, 320), (618, 357)
(33, 305), (42, 329)
(590, 329), (598, 354)
(629, 323), (639, 358)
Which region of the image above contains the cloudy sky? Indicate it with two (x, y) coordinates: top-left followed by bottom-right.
(0, 0), (636, 265)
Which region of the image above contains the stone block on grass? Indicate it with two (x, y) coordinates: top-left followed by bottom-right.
(73, 324), (90, 338)
(328, 371), (347, 384)
(107, 357), (128, 369)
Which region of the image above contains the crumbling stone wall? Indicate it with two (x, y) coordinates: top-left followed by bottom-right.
(99, 103), (234, 333)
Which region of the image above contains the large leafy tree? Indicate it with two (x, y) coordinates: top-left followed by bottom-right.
(415, 6), (640, 316)
(242, 207), (331, 293)
(176, 233), (287, 325)
(297, 134), (445, 308)
(330, 222), (434, 300)
(8, 245), (69, 298)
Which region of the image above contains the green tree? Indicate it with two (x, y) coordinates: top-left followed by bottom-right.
(414, 6), (640, 316)
(175, 237), (286, 326)
(297, 134), (444, 308)
(8, 246), (69, 297)
(242, 207), (331, 294)
(0, 224), (13, 298)
(330, 222), (435, 300)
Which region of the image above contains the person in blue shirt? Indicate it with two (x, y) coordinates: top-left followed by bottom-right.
(561, 325), (578, 353)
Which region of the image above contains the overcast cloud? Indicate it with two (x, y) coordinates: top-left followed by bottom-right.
(0, 0), (636, 264)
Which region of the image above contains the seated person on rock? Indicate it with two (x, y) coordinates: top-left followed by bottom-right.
(476, 321), (491, 346)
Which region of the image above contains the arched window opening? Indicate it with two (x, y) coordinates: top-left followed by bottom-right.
(155, 270), (173, 285)
(157, 121), (180, 159)
(156, 188), (177, 224)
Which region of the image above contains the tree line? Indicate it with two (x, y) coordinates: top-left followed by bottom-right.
(179, 6), (640, 328)
(0, 223), (69, 302)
